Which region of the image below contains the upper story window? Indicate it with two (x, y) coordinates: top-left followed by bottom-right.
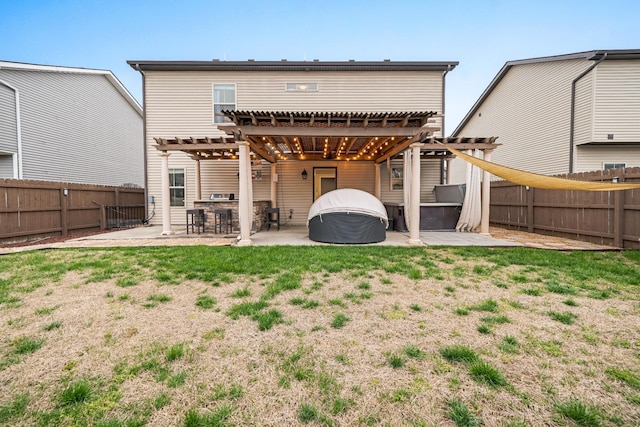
(213, 83), (236, 123)
(604, 162), (626, 170)
(285, 83), (318, 91)
(169, 168), (185, 207)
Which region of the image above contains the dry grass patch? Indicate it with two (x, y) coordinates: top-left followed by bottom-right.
(0, 246), (638, 425)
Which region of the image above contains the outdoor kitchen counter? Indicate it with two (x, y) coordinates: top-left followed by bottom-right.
(194, 200), (272, 233)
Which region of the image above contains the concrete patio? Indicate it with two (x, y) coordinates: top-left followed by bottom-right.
(248, 225), (521, 247)
(66, 224), (521, 247)
(2, 223), (618, 255)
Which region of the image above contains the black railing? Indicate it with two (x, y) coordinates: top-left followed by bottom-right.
(102, 205), (146, 229)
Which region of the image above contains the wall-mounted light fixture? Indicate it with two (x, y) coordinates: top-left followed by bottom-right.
(301, 169), (308, 180)
(63, 188), (68, 196)
(612, 177), (619, 183)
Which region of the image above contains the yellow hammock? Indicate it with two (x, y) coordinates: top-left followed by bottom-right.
(441, 144), (640, 192)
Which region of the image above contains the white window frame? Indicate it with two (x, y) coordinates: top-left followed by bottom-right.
(169, 168), (185, 207)
(0, 152), (17, 179)
(390, 166), (403, 191)
(285, 83), (318, 92)
(603, 162), (626, 170)
(212, 83), (236, 124)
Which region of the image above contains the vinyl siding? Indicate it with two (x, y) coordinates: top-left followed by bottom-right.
(573, 72), (594, 146)
(145, 71), (444, 133)
(450, 58), (593, 181)
(592, 60), (640, 143)
(379, 158), (442, 203)
(576, 145), (640, 171)
(172, 158), (442, 226)
(0, 84), (17, 155)
(145, 69), (445, 226)
(274, 160), (374, 225)
(0, 69), (143, 186)
(149, 151), (195, 225)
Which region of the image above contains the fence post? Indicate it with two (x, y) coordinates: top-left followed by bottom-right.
(115, 188), (120, 206)
(527, 187), (534, 233)
(60, 188), (68, 236)
(613, 171), (625, 248)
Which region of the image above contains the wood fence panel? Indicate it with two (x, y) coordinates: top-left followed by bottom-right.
(118, 188), (144, 205)
(490, 167), (640, 248)
(624, 184), (640, 249)
(491, 183), (528, 228)
(0, 179), (144, 243)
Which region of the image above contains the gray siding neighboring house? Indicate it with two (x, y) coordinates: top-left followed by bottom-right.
(0, 61), (143, 186)
(449, 50), (640, 183)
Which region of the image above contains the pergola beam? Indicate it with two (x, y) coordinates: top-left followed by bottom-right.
(154, 143), (240, 151)
(375, 138), (412, 164)
(422, 142), (499, 151)
(246, 136), (276, 163)
(375, 131), (434, 164)
(223, 125), (431, 138)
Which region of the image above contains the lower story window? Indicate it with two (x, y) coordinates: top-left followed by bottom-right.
(604, 163), (626, 170)
(169, 168), (185, 206)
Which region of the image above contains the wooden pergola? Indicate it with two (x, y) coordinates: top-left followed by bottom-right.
(154, 111), (496, 163)
(154, 111), (498, 245)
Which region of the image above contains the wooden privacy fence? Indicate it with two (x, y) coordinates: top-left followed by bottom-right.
(490, 167), (640, 249)
(0, 179), (145, 243)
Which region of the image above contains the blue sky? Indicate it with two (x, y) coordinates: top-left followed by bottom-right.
(1, 0), (638, 134)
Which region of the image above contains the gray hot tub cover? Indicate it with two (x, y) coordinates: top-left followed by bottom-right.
(307, 188), (389, 227)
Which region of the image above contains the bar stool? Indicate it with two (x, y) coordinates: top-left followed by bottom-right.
(214, 208), (232, 234)
(265, 207), (280, 231)
(186, 209), (205, 234)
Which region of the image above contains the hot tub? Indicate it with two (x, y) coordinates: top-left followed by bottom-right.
(384, 184), (465, 231)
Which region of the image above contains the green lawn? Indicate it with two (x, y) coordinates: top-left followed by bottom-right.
(0, 246), (639, 426)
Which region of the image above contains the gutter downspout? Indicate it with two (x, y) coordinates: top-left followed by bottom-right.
(0, 78), (23, 179)
(131, 64), (149, 218)
(569, 52), (607, 173)
(441, 64), (452, 137)
(441, 64), (452, 184)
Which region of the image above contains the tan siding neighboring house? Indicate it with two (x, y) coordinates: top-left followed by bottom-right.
(573, 71), (594, 147)
(136, 61), (452, 227)
(592, 60), (640, 142)
(577, 146), (640, 171)
(450, 50), (640, 181)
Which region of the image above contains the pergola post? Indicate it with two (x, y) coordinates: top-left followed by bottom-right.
(270, 163), (277, 208)
(408, 143), (423, 245)
(159, 151), (173, 235)
(480, 149), (493, 235)
(445, 158), (451, 184)
(194, 159), (202, 201)
(237, 140), (252, 246)
(374, 163), (381, 199)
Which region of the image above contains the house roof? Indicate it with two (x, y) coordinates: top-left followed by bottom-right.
(0, 60), (142, 116)
(152, 110), (497, 164)
(127, 59), (458, 73)
(451, 49), (640, 136)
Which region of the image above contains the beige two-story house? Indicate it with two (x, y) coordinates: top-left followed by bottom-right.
(449, 50), (640, 183)
(128, 59), (497, 244)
